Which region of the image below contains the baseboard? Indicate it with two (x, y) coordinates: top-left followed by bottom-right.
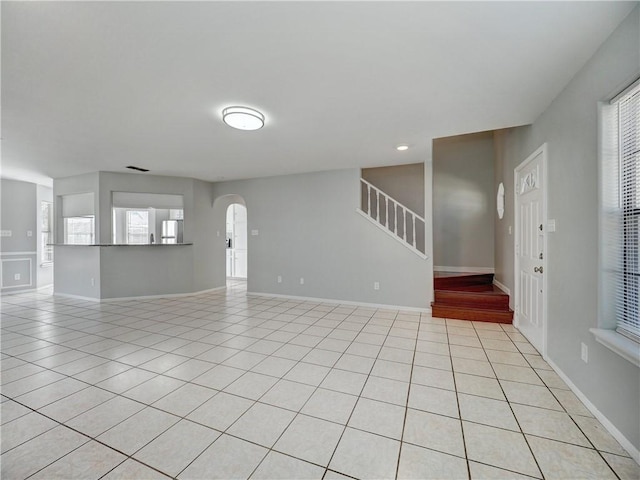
(493, 279), (511, 295)
(54, 285), (227, 303)
(545, 357), (640, 464)
(53, 292), (100, 302)
(1, 286), (38, 295)
(434, 266), (495, 274)
(248, 290), (432, 313)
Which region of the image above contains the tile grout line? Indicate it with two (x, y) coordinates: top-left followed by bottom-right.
(393, 310), (425, 480)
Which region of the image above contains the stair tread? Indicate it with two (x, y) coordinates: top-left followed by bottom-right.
(435, 285), (508, 295)
(431, 302), (513, 313)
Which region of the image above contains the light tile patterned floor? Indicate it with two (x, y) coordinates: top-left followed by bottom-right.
(1, 281), (638, 479)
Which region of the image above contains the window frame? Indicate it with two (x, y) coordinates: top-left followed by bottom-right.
(63, 216), (95, 245)
(125, 209), (150, 245)
(592, 77), (640, 367)
(41, 201), (53, 265)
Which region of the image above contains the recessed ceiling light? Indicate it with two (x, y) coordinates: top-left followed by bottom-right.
(222, 106), (265, 131)
(396, 144), (409, 151)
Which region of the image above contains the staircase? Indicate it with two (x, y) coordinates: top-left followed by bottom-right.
(357, 178), (427, 259)
(431, 272), (513, 323)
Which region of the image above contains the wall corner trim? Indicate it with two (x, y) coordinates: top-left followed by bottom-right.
(545, 357), (640, 464)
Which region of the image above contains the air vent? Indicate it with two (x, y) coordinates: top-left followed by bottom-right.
(126, 166), (149, 172)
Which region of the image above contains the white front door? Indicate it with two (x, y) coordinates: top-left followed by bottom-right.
(515, 144), (547, 355)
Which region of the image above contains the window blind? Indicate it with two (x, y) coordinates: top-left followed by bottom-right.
(616, 80), (640, 342)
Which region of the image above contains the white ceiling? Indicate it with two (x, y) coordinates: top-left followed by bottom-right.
(1, 1), (636, 186)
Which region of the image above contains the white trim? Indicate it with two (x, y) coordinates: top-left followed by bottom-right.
(248, 290), (431, 313)
(493, 279), (511, 296)
(1, 251), (37, 256)
(356, 208), (428, 260)
(1, 258), (34, 289)
(514, 143), (548, 358)
(226, 276), (247, 281)
(545, 356), (640, 464)
(52, 292), (101, 302)
(433, 266), (495, 274)
(54, 285), (228, 303)
(590, 328), (640, 368)
(0, 285), (38, 295)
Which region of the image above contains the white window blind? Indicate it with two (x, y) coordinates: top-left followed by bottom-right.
(616, 80), (640, 342)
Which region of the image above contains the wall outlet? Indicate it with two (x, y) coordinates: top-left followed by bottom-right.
(27, 230), (33, 237)
(251, 229), (259, 236)
(581, 342), (588, 363)
(373, 281), (380, 291)
(91, 278), (95, 287)
(547, 219), (557, 232)
(300, 277), (304, 285)
(14, 273), (21, 281)
(508, 226), (512, 235)
(277, 275), (282, 284)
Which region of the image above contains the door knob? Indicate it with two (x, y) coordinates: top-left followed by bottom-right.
(534, 266), (544, 274)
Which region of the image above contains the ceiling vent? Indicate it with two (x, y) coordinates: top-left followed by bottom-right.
(126, 166), (149, 172)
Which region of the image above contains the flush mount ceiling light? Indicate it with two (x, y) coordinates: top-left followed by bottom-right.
(222, 106), (265, 131)
(396, 144), (409, 151)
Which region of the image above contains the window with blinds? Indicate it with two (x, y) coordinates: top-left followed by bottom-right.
(616, 80), (640, 342)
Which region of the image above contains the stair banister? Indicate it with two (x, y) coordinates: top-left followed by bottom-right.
(358, 178), (426, 259)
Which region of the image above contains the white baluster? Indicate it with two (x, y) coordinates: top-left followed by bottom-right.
(376, 190), (380, 222)
(412, 214), (416, 248)
(385, 196), (389, 229)
(394, 203), (398, 235)
(367, 184), (372, 216)
(402, 208), (407, 242)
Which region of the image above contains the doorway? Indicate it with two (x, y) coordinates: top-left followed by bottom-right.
(514, 143), (548, 356)
(226, 203), (247, 279)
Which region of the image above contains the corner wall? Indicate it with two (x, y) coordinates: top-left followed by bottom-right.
(494, 6), (640, 453)
(433, 131), (495, 271)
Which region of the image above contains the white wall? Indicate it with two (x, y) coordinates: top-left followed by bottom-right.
(433, 131), (495, 271)
(212, 168), (432, 308)
(494, 6), (640, 454)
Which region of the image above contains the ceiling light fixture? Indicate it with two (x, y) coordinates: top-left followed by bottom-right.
(222, 106), (265, 131)
(396, 144), (409, 151)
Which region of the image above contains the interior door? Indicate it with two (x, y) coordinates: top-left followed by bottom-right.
(515, 145), (546, 355)
(226, 203), (247, 279)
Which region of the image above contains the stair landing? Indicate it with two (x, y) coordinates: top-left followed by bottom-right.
(432, 273), (513, 323)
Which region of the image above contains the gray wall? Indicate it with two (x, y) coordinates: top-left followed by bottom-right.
(212, 168), (432, 308)
(433, 131), (495, 270)
(1, 179), (38, 292)
(53, 246), (101, 298)
(53, 172), (99, 244)
(362, 163), (425, 217)
(494, 6), (640, 452)
(53, 171), (219, 299)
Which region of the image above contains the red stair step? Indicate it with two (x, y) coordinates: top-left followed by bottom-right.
(431, 303), (514, 324)
(434, 287), (510, 310)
